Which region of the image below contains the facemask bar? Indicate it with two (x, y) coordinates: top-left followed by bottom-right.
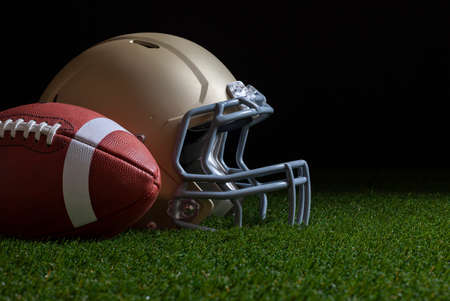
(216, 126), (269, 222)
(172, 85), (311, 231)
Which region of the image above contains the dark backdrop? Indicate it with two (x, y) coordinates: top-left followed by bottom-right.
(2, 1), (449, 170)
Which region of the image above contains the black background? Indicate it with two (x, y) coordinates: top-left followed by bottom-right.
(2, 1), (449, 171)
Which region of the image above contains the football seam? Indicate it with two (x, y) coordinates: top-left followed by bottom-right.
(0, 125), (160, 185)
(0, 113), (75, 132)
(0, 113), (74, 153)
(0, 138), (69, 153)
(67, 133), (160, 187)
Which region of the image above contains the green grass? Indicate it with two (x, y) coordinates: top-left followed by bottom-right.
(0, 169), (449, 300)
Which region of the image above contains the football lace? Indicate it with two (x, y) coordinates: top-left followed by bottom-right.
(0, 118), (61, 145)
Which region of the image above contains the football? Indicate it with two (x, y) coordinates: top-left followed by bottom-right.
(0, 102), (161, 239)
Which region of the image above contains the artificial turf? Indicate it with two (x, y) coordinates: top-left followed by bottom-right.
(0, 169), (448, 300)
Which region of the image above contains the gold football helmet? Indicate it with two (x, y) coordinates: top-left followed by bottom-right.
(41, 33), (311, 231)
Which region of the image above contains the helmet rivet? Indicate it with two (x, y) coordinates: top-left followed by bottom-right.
(167, 199), (200, 220)
(145, 221), (157, 229)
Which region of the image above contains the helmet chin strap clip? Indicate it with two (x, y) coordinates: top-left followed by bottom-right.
(167, 199), (216, 231)
(171, 199), (243, 231)
(169, 196), (245, 231)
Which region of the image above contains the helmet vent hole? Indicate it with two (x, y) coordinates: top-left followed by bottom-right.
(130, 40), (160, 49)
